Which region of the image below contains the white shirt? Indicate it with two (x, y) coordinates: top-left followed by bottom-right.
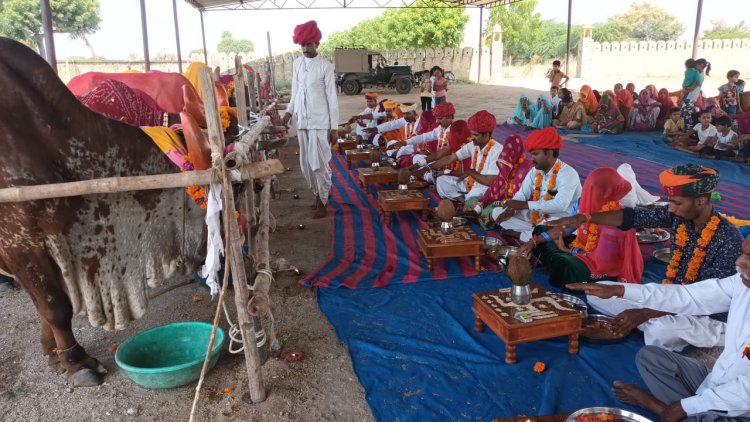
(377, 117), (419, 137)
(693, 123), (718, 145)
(406, 125), (450, 148)
(286, 55), (339, 130)
(550, 95), (561, 115)
(455, 139), (504, 197)
(714, 129), (738, 151)
(512, 160), (582, 220)
(621, 274), (750, 418)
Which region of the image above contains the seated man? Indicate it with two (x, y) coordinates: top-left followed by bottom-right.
(553, 88), (586, 130)
(568, 237), (750, 422)
(518, 167), (643, 287)
(549, 164), (743, 352)
(399, 101), (455, 166)
(423, 110), (503, 204)
(492, 127), (582, 242)
(365, 102), (419, 148)
(347, 92), (385, 140)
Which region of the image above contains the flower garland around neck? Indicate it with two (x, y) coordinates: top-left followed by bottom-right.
(569, 200), (619, 252)
(530, 161), (562, 225)
(663, 215), (720, 284)
(437, 127), (448, 149)
(504, 155), (526, 199)
(466, 139), (495, 191)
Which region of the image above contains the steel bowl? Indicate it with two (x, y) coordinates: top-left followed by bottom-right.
(550, 293), (588, 317)
(581, 314), (626, 344)
(567, 407), (653, 422)
(452, 216), (468, 227)
(653, 248), (671, 264)
(483, 236), (504, 250)
(492, 246), (519, 270)
(636, 229), (671, 244)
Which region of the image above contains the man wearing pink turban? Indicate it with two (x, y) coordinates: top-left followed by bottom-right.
(282, 20), (339, 218)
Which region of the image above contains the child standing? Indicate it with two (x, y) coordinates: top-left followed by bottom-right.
(662, 107), (685, 142)
(549, 86), (561, 118)
(719, 70), (743, 115)
(546, 60), (569, 88)
(419, 71), (432, 111)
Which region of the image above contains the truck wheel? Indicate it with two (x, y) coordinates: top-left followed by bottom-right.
(342, 78), (360, 96)
(395, 78), (412, 95)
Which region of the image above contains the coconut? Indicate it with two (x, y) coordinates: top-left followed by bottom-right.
(369, 150), (380, 163)
(397, 168), (411, 184)
(436, 199), (456, 222)
(507, 254), (532, 286)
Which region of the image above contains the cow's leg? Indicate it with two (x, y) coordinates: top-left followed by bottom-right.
(40, 319), (63, 371)
(18, 255), (104, 386)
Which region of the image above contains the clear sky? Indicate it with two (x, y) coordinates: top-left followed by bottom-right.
(53, 0), (739, 60)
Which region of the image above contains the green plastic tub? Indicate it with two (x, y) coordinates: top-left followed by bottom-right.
(115, 322), (225, 389)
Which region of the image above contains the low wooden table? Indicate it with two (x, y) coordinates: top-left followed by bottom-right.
(473, 285), (582, 364)
(417, 226), (484, 271)
(345, 148), (373, 169)
(378, 190), (430, 226)
(358, 167), (398, 189)
(337, 139), (358, 155)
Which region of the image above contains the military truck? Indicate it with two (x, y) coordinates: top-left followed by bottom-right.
(334, 48), (413, 95)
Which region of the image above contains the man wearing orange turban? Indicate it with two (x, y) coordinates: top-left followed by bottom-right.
(424, 110), (503, 204)
(492, 126), (581, 242)
(548, 163), (742, 353)
(283, 20), (339, 218)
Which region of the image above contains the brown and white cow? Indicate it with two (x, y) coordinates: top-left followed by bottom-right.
(0, 37), (207, 386)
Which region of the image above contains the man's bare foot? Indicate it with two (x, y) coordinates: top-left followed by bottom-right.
(612, 381), (666, 415)
(312, 197), (327, 219)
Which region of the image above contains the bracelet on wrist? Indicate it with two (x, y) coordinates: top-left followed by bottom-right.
(541, 232), (552, 243)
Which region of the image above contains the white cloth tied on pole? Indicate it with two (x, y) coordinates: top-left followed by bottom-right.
(199, 183), (224, 297)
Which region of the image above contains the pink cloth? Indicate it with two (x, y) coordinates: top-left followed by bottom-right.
(480, 134), (534, 205)
(575, 168), (643, 284)
(78, 79), (164, 127)
(68, 72), (201, 114)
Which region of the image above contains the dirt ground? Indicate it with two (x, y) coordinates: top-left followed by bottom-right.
(0, 83), (543, 422)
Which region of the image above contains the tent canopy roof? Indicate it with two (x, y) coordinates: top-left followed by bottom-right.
(185, 0), (521, 11)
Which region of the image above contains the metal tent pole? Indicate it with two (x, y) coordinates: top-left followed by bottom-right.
(40, 0), (57, 71)
(200, 9), (209, 64)
(172, 0), (183, 73)
(477, 7), (484, 83)
(565, 0), (572, 75)
(692, 0), (704, 59)
(139, 0), (151, 71)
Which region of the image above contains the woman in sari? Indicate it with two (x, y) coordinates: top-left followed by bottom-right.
(474, 134), (534, 229)
(511, 94), (537, 126)
(553, 88), (586, 130)
(530, 95), (553, 129)
(593, 95), (625, 134)
(628, 89), (661, 131)
(645, 84), (659, 101)
(518, 167), (643, 287)
(616, 88), (634, 122)
(626, 82), (637, 101)
(578, 84), (599, 121)
(656, 88), (676, 128)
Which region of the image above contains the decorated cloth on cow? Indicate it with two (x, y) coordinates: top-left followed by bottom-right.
(79, 79), (166, 127)
(183, 62), (209, 99)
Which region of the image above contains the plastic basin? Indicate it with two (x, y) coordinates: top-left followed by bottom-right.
(115, 322), (225, 389)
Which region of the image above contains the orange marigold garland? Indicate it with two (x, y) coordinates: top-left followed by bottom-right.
(219, 106), (238, 133)
(530, 161), (562, 225)
(570, 200), (619, 252)
(186, 185), (208, 209)
(663, 215), (720, 284)
(466, 139), (495, 191)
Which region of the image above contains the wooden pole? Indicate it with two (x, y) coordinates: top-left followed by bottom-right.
(246, 67), (259, 113)
(0, 161), (283, 203)
(692, 0), (704, 59)
(234, 56), (249, 127)
(247, 179), (272, 316)
(199, 68), (266, 403)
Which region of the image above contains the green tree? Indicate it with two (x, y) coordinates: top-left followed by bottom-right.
(217, 31), (253, 53)
(703, 20), (750, 39)
(189, 48), (205, 56)
(528, 20), (581, 61)
(484, 0), (543, 61)
(605, 2), (684, 41)
(0, 0), (101, 57)
(319, 0), (468, 52)
(591, 20), (630, 43)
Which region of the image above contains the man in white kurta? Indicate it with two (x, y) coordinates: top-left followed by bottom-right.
(568, 238), (750, 422)
(370, 103), (419, 153)
(401, 101), (455, 176)
(426, 110), (502, 202)
(349, 92), (385, 140)
(283, 21), (339, 218)
(494, 127), (581, 242)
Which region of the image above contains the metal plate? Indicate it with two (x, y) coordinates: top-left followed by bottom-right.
(567, 407), (653, 422)
(653, 248), (671, 264)
(550, 293), (588, 317)
(636, 229), (671, 244)
(483, 236), (504, 250)
(650, 201), (669, 207)
(581, 314), (626, 344)
(452, 217), (468, 227)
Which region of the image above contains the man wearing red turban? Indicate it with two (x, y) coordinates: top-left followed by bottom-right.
(492, 126), (581, 242)
(395, 101), (456, 178)
(283, 20), (339, 218)
(347, 92), (387, 141)
(423, 110), (503, 205)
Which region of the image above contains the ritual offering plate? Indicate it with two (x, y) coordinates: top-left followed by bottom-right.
(550, 293), (588, 318)
(483, 236), (504, 250)
(567, 407), (652, 422)
(452, 216), (468, 227)
(653, 248), (671, 264)
(489, 246), (519, 270)
(636, 228), (670, 244)
(581, 315), (626, 344)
